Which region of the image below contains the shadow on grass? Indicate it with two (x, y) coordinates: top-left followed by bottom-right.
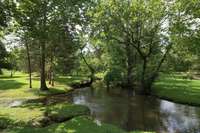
(157, 78), (200, 88)
(19, 100), (45, 110)
(3, 116), (128, 133)
(0, 115), (26, 130)
(0, 104), (91, 132)
(45, 104), (90, 122)
(0, 80), (26, 90)
(155, 73), (200, 89)
(47, 88), (67, 95)
(154, 74), (200, 105)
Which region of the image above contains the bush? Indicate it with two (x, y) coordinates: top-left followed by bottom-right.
(104, 67), (125, 86)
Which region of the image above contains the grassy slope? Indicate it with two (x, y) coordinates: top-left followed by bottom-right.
(4, 116), (153, 133)
(0, 103), (90, 128)
(3, 116), (126, 133)
(153, 73), (200, 106)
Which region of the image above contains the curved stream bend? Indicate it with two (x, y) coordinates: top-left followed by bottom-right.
(68, 87), (200, 133)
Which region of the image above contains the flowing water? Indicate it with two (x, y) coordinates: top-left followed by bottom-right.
(69, 84), (200, 133)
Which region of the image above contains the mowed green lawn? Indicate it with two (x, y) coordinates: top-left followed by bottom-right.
(0, 70), (86, 100)
(153, 73), (200, 106)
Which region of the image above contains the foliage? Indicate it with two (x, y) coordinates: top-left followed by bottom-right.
(1, 0), (200, 93)
(87, 0), (176, 93)
(0, 0), (15, 31)
(165, 0), (200, 72)
(104, 67), (125, 85)
(0, 42), (9, 74)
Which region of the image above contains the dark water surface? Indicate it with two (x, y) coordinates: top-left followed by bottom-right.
(69, 84), (200, 133)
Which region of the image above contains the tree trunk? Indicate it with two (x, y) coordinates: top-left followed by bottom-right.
(106, 80), (110, 92)
(140, 45), (172, 95)
(89, 70), (95, 85)
(25, 40), (32, 88)
(51, 71), (54, 86)
(141, 57), (150, 95)
(80, 50), (95, 85)
(40, 0), (48, 91)
(10, 71), (13, 78)
(48, 69), (52, 85)
(40, 42), (48, 91)
(125, 43), (134, 89)
(49, 49), (54, 86)
(0, 69), (2, 75)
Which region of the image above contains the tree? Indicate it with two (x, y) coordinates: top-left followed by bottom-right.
(164, 0), (200, 73)
(0, 0), (15, 31)
(88, 0), (176, 94)
(79, 44), (96, 85)
(23, 36), (32, 88)
(14, 0), (92, 91)
(0, 1), (16, 74)
(0, 41), (8, 74)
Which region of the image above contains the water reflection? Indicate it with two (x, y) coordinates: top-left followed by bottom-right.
(70, 86), (200, 133)
(160, 100), (200, 133)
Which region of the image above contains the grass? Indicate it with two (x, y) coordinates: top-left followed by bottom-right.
(0, 105), (45, 128)
(0, 70), (86, 100)
(3, 116), (154, 133)
(3, 116), (126, 133)
(46, 104), (90, 122)
(0, 103), (91, 128)
(153, 72), (200, 106)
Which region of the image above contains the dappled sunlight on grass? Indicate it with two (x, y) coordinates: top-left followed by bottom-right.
(0, 106), (45, 128)
(4, 116), (128, 133)
(0, 72), (76, 100)
(3, 115), (155, 133)
(0, 80), (26, 91)
(46, 104), (90, 122)
(153, 73), (200, 106)
(0, 103), (90, 130)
